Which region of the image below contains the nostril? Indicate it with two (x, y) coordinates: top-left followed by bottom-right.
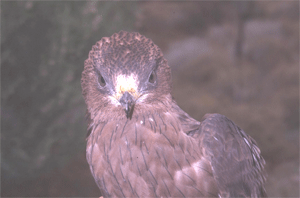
(120, 92), (133, 103)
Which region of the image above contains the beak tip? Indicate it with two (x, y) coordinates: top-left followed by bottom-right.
(119, 91), (135, 119)
(125, 104), (134, 119)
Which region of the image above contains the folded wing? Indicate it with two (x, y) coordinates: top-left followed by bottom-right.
(192, 113), (267, 197)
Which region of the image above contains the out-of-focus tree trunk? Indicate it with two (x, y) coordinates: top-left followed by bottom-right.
(235, 1), (254, 65)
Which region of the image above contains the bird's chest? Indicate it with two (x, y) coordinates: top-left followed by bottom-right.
(87, 115), (214, 197)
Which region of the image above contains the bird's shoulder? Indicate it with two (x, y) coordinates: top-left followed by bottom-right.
(188, 113), (267, 197)
(171, 102), (201, 135)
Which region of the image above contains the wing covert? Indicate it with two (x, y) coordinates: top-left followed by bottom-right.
(194, 113), (266, 197)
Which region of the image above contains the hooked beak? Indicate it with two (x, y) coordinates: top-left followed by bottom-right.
(119, 91), (135, 119)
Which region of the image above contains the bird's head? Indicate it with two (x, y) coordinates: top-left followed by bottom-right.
(81, 31), (172, 121)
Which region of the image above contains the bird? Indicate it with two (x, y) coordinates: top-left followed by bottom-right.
(81, 31), (267, 197)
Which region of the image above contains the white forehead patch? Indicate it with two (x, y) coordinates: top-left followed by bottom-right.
(115, 74), (139, 98)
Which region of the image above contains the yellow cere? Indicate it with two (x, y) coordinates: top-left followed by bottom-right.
(115, 74), (139, 99)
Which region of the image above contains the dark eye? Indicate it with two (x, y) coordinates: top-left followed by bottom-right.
(98, 74), (106, 87)
(148, 71), (156, 84)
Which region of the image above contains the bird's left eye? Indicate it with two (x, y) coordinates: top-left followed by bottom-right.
(148, 71), (156, 84)
(98, 74), (106, 87)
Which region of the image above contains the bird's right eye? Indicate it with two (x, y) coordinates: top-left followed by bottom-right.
(98, 74), (106, 87)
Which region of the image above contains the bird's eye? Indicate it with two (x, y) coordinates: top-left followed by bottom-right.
(148, 71), (156, 84)
(98, 74), (106, 87)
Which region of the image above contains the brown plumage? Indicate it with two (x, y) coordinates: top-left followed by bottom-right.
(81, 31), (267, 197)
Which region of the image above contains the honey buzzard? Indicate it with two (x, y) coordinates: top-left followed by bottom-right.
(81, 31), (266, 197)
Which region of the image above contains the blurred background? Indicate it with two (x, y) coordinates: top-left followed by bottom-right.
(1, 1), (299, 197)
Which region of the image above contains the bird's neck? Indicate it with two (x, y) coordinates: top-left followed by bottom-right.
(89, 104), (185, 153)
(88, 93), (200, 138)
